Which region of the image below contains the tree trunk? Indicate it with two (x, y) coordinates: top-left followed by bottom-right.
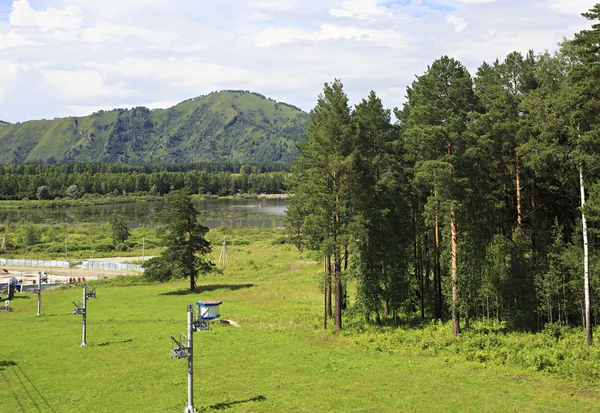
(323, 256), (328, 330)
(327, 255), (333, 318)
(434, 215), (442, 319)
(516, 147), (523, 233)
(415, 205), (424, 319)
(334, 250), (343, 331)
(531, 178), (536, 251)
(580, 167), (593, 346)
(451, 208), (460, 336)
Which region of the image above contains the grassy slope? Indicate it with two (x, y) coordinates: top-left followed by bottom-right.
(1, 238), (599, 412)
(0, 92), (308, 164)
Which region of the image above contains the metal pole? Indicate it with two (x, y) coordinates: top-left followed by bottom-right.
(37, 272), (41, 316)
(81, 284), (87, 347)
(184, 304), (196, 413)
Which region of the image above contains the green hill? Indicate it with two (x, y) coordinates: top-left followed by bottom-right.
(0, 91), (308, 164)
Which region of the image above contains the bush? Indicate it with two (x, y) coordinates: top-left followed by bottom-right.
(115, 242), (129, 252)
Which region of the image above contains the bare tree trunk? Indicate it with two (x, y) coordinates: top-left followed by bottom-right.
(323, 256), (328, 330)
(434, 216), (442, 319)
(451, 208), (460, 336)
(580, 167), (593, 346)
(327, 255), (332, 318)
(425, 230), (431, 316)
(334, 250), (342, 331)
(417, 214), (424, 319)
(516, 148), (523, 233)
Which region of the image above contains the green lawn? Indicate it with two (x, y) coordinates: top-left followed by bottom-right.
(1, 242), (599, 412)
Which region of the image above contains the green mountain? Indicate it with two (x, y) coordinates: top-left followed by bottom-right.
(0, 91), (308, 164)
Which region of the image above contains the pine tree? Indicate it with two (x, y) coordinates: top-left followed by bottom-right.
(143, 190), (214, 291)
(287, 79), (354, 331)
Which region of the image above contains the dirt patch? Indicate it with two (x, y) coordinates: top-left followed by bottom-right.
(287, 265), (300, 272)
(0, 265), (139, 285)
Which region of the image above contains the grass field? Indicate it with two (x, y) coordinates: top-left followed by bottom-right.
(1, 238), (599, 412)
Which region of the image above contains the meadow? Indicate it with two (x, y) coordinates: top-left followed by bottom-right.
(1, 229), (599, 412)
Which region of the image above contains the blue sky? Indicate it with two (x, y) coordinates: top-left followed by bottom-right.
(0, 0), (597, 122)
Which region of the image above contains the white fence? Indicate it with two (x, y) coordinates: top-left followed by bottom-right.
(0, 258), (143, 272)
(77, 261), (143, 272)
(0, 259), (69, 268)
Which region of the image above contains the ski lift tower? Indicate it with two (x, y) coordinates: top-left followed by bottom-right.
(72, 284), (97, 347)
(32, 272), (49, 316)
(170, 300), (223, 413)
(218, 237), (228, 267)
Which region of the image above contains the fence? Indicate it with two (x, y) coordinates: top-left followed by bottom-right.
(77, 261), (144, 272)
(0, 258), (143, 272)
(0, 259), (69, 268)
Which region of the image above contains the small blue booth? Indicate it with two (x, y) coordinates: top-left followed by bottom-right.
(196, 300), (222, 320)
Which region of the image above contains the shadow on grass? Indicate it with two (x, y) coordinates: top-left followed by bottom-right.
(160, 284), (255, 296)
(0, 355), (57, 412)
(0, 360), (17, 370)
(209, 395), (266, 410)
(97, 338), (134, 347)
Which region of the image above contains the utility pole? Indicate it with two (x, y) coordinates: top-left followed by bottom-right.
(35, 272), (48, 316)
(170, 301), (222, 413)
(72, 284), (97, 347)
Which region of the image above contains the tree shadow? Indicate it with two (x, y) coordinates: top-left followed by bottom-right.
(97, 338), (133, 347)
(0, 360), (17, 371)
(209, 395), (266, 410)
(0, 357), (57, 412)
(160, 284), (255, 296)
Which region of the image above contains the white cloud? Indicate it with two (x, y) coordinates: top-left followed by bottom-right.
(42, 70), (133, 101)
(330, 0), (392, 20)
(0, 60), (29, 80)
(84, 58), (252, 88)
(0, 29), (39, 49)
(250, 0), (296, 12)
(9, 0), (83, 31)
(0, 88), (5, 104)
(81, 23), (179, 46)
(548, 0), (595, 14)
(447, 15), (468, 32)
(250, 23), (407, 48)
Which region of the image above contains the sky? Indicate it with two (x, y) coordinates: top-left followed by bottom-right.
(0, 0), (597, 123)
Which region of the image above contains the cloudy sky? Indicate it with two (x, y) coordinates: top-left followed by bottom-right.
(0, 0), (597, 122)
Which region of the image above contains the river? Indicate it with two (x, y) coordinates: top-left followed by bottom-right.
(0, 197), (289, 228)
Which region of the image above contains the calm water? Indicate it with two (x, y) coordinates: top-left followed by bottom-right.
(0, 198), (289, 228)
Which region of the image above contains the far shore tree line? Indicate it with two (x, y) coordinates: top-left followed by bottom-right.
(0, 162), (290, 200)
(288, 5), (600, 345)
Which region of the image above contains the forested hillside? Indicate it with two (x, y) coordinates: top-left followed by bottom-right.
(0, 91), (308, 164)
(289, 5), (600, 346)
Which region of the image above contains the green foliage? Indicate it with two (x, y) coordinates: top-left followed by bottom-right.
(143, 190), (215, 290)
(66, 184), (79, 199)
(0, 91), (308, 164)
(345, 319), (600, 382)
(36, 185), (51, 200)
(108, 214), (130, 246)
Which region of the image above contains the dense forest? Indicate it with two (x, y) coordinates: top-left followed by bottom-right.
(0, 162), (291, 199)
(288, 5), (600, 345)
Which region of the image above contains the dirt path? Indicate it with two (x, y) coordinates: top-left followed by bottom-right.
(0, 262), (141, 285)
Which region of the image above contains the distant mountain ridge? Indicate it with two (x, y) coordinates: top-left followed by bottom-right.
(0, 90), (309, 164)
